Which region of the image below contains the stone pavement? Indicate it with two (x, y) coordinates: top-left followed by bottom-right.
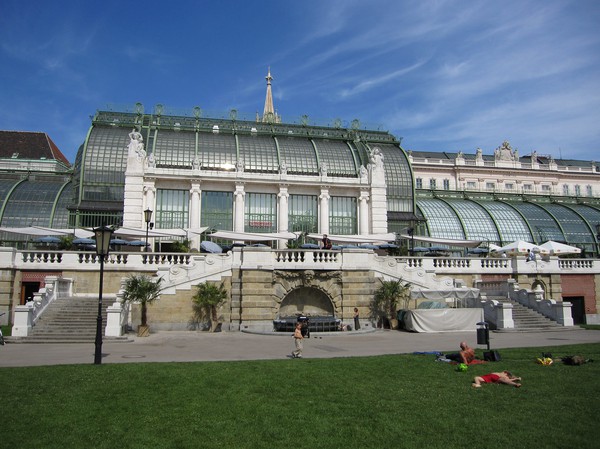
(1, 328), (600, 367)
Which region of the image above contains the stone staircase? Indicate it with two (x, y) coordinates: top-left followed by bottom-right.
(495, 297), (569, 332)
(10, 296), (129, 344)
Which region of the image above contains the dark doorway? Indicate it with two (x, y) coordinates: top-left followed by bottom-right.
(563, 296), (585, 325)
(21, 282), (40, 305)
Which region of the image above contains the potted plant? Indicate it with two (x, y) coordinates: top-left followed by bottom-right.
(372, 279), (411, 329)
(121, 274), (164, 337)
(192, 282), (228, 332)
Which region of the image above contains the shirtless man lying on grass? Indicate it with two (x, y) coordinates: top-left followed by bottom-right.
(472, 371), (522, 388)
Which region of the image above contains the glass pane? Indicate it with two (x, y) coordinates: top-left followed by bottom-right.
(201, 191), (233, 230)
(245, 193), (276, 232)
(330, 197), (357, 235)
(154, 129), (195, 168)
(289, 194), (318, 233)
(276, 137), (318, 175)
(314, 140), (357, 177)
(237, 135), (278, 173)
(156, 189), (189, 229)
(416, 199), (465, 240)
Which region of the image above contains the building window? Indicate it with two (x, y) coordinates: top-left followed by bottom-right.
(486, 182), (495, 191)
(575, 185), (581, 196)
(289, 194), (318, 233)
(443, 179), (450, 190)
(416, 178), (423, 189)
(541, 184), (551, 193)
(563, 184), (569, 195)
(587, 185), (593, 197)
(330, 196), (357, 235)
(429, 179), (437, 190)
(245, 193), (276, 232)
(505, 183), (514, 190)
(156, 189), (189, 229)
(201, 191), (233, 230)
(466, 181), (476, 189)
(523, 184), (533, 192)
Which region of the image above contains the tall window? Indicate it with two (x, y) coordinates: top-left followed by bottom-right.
(443, 179), (450, 190)
(563, 184), (570, 195)
(416, 178), (423, 189)
(429, 179), (437, 190)
(156, 189), (189, 228)
(587, 185), (593, 197)
(245, 193), (276, 232)
(486, 182), (495, 191)
(574, 185), (581, 196)
(201, 191), (233, 230)
(330, 197), (357, 235)
(289, 194), (318, 233)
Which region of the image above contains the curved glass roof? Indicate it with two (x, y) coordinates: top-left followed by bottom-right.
(237, 134), (278, 173)
(506, 202), (565, 243)
(475, 200), (532, 243)
(198, 132), (237, 171)
(0, 178), (69, 227)
(276, 136), (318, 175)
(313, 139), (358, 177)
(443, 199), (500, 242)
(374, 143), (413, 213)
(416, 199), (465, 240)
(154, 129), (195, 168)
(543, 203), (595, 246)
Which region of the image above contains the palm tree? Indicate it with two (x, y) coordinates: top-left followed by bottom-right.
(192, 282), (228, 332)
(372, 279), (411, 329)
(121, 274), (164, 336)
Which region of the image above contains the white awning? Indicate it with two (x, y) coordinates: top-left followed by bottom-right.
(398, 234), (482, 248)
(306, 233), (397, 244)
(112, 227), (208, 238)
(0, 226), (94, 238)
(209, 230), (299, 241)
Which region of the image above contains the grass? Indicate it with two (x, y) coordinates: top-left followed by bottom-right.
(1, 343), (600, 449)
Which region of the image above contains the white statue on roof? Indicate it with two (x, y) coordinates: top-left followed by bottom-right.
(494, 141), (515, 161)
(128, 129), (145, 159)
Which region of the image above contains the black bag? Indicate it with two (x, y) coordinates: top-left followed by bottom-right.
(484, 350), (501, 362)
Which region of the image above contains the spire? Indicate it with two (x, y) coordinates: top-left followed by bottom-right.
(262, 67), (275, 123)
(260, 68), (281, 123)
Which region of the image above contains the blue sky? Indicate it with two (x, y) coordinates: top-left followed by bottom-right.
(1, 0), (599, 163)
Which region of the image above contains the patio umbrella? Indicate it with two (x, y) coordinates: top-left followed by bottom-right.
(73, 238), (95, 245)
(539, 240), (581, 255)
(127, 240), (148, 247)
(300, 243), (319, 249)
(200, 241), (223, 253)
(468, 248), (489, 254)
(358, 244), (379, 249)
(378, 243), (399, 249)
(411, 246), (430, 252)
(34, 236), (61, 244)
(496, 240), (539, 256)
(428, 246), (448, 252)
(110, 238), (129, 245)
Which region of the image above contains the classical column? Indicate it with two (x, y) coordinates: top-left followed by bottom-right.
(189, 183), (201, 249)
(234, 183), (246, 233)
(319, 187), (330, 235)
(359, 191), (370, 235)
(278, 186), (289, 249)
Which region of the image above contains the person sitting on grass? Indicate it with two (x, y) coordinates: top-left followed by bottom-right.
(472, 371), (522, 388)
(445, 341), (476, 364)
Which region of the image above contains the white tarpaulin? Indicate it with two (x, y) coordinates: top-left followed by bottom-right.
(403, 308), (484, 333)
(496, 240), (549, 256)
(306, 233), (396, 244)
(398, 234), (482, 248)
(0, 226), (94, 238)
(209, 230), (299, 241)
(410, 288), (480, 301)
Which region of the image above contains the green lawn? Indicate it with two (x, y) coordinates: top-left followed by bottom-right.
(1, 343), (599, 449)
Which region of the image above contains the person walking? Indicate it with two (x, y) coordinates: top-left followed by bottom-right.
(292, 322), (304, 358)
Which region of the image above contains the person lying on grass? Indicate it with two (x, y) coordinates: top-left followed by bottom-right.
(472, 371), (522, 388)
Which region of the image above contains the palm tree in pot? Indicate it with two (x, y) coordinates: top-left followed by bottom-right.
(121, 274), (164, 337)
(192, 282), (228, 332)
(372, 279), (411, 329)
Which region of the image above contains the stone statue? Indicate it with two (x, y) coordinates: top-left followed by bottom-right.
(456, 151), (464, 159)
(128, 129), (145, 158)
(476, 148), (483, 161)
(280, 161), (287, 175)
(359, 165), (368, 180)
(370, 147), (384, 168)
(236, 158), (244, 173)
(531, 151), (538, 164)
(146, 152), (156, 168)
(495, 141), (514, 161)
(192, 156), (200, 170)
(320, 163), (328, 177)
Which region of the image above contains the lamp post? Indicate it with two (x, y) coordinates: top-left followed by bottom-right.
(144, 208), (153, 252)
(93, 224), (114, 365)
(407, 227), (414, 254)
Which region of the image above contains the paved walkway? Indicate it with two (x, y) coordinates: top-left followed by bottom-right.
(1, 328), (600, 367)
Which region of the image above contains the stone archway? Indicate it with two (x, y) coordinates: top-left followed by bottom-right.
(278, 286), (334, 318)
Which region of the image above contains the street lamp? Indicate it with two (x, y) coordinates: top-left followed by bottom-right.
(407, 227), (414, 254)
(144, 208), (153, 252)
(93, 224), (114, 365)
